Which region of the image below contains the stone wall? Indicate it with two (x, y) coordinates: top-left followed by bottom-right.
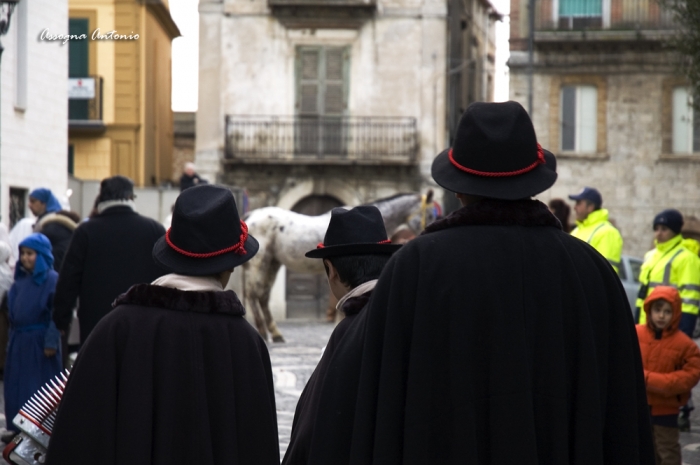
(510, 48), (700, 258)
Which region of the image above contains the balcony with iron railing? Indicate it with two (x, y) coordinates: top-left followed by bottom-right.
(534, 0), (676, 41)
(224, 115), (418, 165)
(68, 75), (105, 133)
(268, 0), (376, 28)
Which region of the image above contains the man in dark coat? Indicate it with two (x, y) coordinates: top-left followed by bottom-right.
(53, 176), (165, 343)
(179, 162), (207, 191)
(47, 184), (279, 465)
(29, 188), (78, 272)
(304, 101), (655, 464)
(283, 206), (401, 465)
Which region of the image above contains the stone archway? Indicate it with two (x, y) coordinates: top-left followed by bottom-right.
(285, 194), (344, 319)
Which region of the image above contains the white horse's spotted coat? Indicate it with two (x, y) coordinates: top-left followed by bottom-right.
(242, 193), (436, 342)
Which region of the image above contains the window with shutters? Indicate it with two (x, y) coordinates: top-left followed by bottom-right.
(560, 85), (597, 153)
(295, 46), (350, 157)
(671, 87), (700, 154)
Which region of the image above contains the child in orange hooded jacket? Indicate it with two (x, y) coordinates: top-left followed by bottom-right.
(637, 285), (700, 465)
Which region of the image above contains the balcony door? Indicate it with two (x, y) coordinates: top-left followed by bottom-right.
(295, 46), (350, 157)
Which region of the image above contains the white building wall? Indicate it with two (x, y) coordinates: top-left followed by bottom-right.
(1, 0), (69, 226)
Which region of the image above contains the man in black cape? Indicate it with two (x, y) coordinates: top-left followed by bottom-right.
(304, 101), (655, 464)
(46, 184), (279, 465)
(283, 205), (401, 464)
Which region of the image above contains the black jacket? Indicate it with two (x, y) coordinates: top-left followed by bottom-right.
(179, 173), (206, 191)
(283, 292), (372, 465)
(35, 212), (78, 272)
(53, 206), (165, 341)
(304, 198), (654, 465)
(47, 284), (279, 465)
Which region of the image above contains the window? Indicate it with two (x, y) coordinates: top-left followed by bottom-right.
(295, 46), (350, 156)
(558, 0), (603, 28)
(8, 188), (27, 229)
(672, 87), (700, 154)
(561, 85), (597, 153)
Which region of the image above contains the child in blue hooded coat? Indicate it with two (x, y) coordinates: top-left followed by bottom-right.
(2, 233), (62, 441)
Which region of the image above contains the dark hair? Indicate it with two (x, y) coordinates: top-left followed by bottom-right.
(548, 198), (572, 233)
(98, 175), (134, 203)
(323, 254), (392, 289)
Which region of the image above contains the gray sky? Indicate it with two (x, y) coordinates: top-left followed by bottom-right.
(169, 0), (510, 111)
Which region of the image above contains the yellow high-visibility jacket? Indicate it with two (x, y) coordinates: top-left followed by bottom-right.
(637, 234), (700, 324)
(571, 209), (623, 273)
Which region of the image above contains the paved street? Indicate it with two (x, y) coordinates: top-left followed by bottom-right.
(2, 319), (700, 463)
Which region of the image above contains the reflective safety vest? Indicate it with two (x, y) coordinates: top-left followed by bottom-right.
(637, 234), (700, 324)
(571, 209), (623, 273)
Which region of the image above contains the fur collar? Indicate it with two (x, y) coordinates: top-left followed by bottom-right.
(342, 291), (373, 316)
(35, 212), (78, 232)
(423, 198), (561, 235)
(113, 283), (245, 317)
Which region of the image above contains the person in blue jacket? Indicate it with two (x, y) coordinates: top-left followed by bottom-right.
(2, 233), (62, 443)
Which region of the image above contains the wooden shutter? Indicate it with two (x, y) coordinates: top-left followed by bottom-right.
(578, 86), (597, 153)
(672, 87), (691, 154)
(69, 19), (90, 120)
(561, 86), (576, 151)
(693, 100), (700, 153)
(69, 19), (89, 77)
(324, 48), (346, 116)
(298, 48), (321, 115)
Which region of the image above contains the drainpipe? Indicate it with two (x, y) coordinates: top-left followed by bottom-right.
(527, 0), (535, 116)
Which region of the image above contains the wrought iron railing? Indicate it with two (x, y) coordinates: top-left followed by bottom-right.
(68, 75), (103, 122)
(535, 0), (676, 31)
(225, 115), (418, 163)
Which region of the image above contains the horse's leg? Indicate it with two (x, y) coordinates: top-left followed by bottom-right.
(242, 261), (270, 342)
(261, 260), (285, 343)
(249, 298), (269, 342)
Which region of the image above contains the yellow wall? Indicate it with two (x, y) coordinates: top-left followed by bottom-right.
(69, 0), (177, 187)
(71, 138), (112, 180)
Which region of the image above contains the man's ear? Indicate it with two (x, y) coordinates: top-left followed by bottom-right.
(323, 259), (337, 280)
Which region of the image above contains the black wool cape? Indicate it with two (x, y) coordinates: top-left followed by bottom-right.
(283, 292), (372, 465)
(306, 198), (655, 465)
(46, 284), (280, 465)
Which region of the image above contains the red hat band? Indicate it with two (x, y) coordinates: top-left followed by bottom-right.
(449, 144), (546, 178)
(166, 220), (248, 258)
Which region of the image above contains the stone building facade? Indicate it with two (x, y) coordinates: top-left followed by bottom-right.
(509, 0), (699, 258)
(196, 0), (500, 317)
(1, 1), (69, 228)
(196, 0), (501, 210)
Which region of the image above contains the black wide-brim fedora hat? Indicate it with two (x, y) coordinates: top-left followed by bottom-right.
(153, 184), (259, 276)
(305, 205), (402, 259)
(432, 101), (557, 200)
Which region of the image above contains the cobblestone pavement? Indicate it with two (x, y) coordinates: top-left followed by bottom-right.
(270, 320), (335, 458)
(2, 319), (700, 464)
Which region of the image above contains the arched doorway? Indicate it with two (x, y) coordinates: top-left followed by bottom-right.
(286, 195), (343, 319)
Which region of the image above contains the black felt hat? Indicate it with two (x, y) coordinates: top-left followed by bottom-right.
(305, 206), (402, 259)
(431, 101), (557, 200)
(152, 184), (259, 275)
